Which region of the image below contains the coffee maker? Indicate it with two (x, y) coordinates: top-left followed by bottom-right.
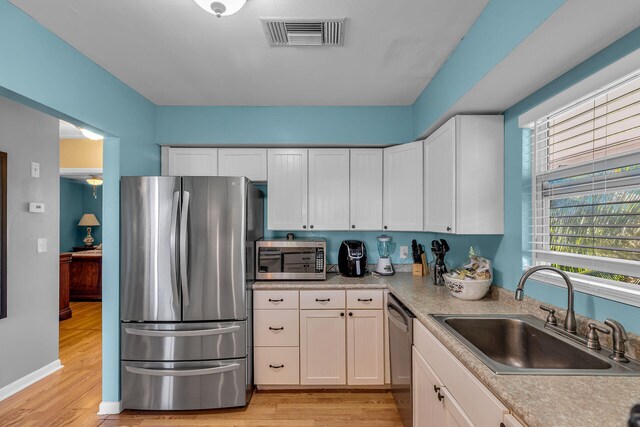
(338, 240), (367, 277)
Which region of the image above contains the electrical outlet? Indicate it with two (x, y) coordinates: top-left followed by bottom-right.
(31, 162), (40, 178)
(37, 238), (47, 253)
(400, 246), (409, 259)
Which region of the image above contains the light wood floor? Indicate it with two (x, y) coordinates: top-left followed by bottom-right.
(0, 302), (403, 426)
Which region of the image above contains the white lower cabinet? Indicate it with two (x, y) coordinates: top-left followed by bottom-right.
(347, 309), (384, 385)
(300, 309), (346, 385)
(413, 319), (524, 427)
(254, 289), (387, 388)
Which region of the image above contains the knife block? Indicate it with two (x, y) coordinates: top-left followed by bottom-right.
(412, 263), (423, 276)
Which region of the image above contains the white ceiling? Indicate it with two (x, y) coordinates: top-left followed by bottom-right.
(9, 0), (488, 106)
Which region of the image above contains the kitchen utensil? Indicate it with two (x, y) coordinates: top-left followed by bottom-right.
(376, 235), (395, 276)
(431, 240), (449, 286)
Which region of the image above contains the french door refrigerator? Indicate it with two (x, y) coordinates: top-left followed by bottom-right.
(120, 176), (263, 410)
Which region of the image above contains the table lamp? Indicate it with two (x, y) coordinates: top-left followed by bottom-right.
(78, 213), (100, 247)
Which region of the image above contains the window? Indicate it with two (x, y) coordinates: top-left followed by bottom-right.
(532, 70), (640, 296)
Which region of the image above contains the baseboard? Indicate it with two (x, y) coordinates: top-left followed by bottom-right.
(0, 359), (63, 401)
(98, 400), (123, 415)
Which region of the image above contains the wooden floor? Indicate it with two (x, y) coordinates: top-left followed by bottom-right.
(0, 302), (403, 427)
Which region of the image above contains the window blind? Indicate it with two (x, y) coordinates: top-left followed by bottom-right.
(532, 71), (640, 285)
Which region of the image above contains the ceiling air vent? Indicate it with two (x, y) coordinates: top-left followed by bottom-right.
(261, 18), (345, 47)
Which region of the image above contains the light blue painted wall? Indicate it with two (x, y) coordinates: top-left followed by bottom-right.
(156, 106), (413, 145)
(412, 0), (565, 137)
(0, 0), (155, 402)
(495, 26), (640, 334)
(59, 178), (103, 251)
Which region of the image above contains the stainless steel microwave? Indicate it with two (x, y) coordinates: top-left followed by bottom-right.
(256, 239), (326, 280)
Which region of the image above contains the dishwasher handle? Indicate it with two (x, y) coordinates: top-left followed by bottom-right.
(387, 298), (413, 327)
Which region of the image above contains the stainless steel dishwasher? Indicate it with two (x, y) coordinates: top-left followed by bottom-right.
(387, 293), (416, 427)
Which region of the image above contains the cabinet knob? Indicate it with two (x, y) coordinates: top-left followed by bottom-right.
(303, 225), (307, 229)
(340, 312), (345, 317)
(437, 392), (444, 402)
(310, 225), (314, 229)
(348, 312), (353, 317)
(351, 225), (356, 229)
(384, 225), (388, 230)
(446, 226), (451, 231)
(433, 385), (440, 393)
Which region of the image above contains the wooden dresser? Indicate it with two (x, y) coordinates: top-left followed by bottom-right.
(59, 253), (73, 320)
(70, 251), (102, 301)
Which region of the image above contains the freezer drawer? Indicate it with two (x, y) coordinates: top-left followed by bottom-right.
(122, 358), (248, 410)
(121, 321), (247, 361)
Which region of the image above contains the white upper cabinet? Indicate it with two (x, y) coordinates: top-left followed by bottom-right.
(424, 119), (456, 233)
(350, 149), (383, 230)
(424, 115), (504, 234)
(268, 149), (308, 230)
(308, 149), (350, 230)
(164, 147), (218, 176)
(383, 141), (424, 231)
(218, 148), (267, 181)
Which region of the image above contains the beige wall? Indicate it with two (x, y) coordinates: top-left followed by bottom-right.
(60, 138), (103, 168)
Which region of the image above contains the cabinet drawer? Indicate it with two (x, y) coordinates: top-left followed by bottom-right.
(254, 290), (299, 309)
(413, 320), (508, 427)
(347, 289), (383, 309)
(254, 310), (299, 347)
(300, 290), (345, 309)
(254, 347), (300, 385)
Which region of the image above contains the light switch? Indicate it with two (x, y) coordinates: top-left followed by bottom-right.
(31, 162), (40, 178)
(37, 238), (47, 253)
(400, 246), (408, 259)
(29, 202), (45, 213)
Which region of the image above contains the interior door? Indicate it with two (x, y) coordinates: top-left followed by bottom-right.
(182, 176), (247, 321)
(120, 176), (181, 322)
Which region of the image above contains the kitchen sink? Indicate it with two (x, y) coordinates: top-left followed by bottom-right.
(430, 314), (640, 375)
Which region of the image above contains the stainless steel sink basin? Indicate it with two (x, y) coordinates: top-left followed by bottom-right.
(430, 314), (640, 376)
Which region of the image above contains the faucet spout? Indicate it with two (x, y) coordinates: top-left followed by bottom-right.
(516, 266), (576, 334)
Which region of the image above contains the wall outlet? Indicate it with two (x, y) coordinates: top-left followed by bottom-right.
(399, 246), (409, 259)
(29, 202), (45, 213)
(31, 162), (40, 178)
(37, 238), (47, 253)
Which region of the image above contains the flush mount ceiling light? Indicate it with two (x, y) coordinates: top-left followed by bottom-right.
(77, 127), (104, 141)
(193, 0), (246, 17)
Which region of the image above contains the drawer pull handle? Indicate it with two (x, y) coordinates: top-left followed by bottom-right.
(357, 298), (373, 302)
(269, 364), (284, 369)
(125, 363), (240, 377)
(268, 327), (284, 331)
(268, 298), (284, 303)
(315, 298), (330, 302)
(125, 326), (240, 338)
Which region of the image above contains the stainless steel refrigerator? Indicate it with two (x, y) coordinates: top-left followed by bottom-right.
(120, 176), (263, 411)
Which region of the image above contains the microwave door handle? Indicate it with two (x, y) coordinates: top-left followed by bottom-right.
(169, 191), (180, 306)
(180, 191), (190, 307)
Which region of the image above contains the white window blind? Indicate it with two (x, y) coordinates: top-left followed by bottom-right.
(532, 70), (640, 286)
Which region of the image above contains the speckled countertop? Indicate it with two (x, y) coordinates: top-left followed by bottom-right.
(254, 273), (640, 427)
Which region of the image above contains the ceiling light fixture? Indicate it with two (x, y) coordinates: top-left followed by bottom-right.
(86, 176), (103, 199)
(193, 0), (246, 18)
(78, 127), (104, 141)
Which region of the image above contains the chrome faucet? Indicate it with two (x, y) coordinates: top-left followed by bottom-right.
(516, 266), (577, 334)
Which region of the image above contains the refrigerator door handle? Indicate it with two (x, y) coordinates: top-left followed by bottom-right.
(180, 191), (190, 306)
(169, 191), (180, 306)
(124, 325), (241, 337)
(125, 363), (240, 377)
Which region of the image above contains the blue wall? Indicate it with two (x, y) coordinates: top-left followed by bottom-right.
(493, 26), (640, 333)
(59, 178), (103, 251)
(0, 0), (156, 403)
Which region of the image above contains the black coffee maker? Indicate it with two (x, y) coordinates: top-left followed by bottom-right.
(338, 240), (367, 277)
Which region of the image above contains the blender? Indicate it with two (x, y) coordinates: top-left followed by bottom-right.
(375, 235), (395, 276)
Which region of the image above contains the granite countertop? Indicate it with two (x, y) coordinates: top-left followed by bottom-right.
(253, 273), (640, 427)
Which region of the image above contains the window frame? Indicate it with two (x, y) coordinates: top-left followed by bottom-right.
(528, 73), (640, 307)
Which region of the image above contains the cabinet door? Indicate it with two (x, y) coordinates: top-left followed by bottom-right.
(218, 148), (267, 181)
(441, 387), (474, 427)
(383, 141), (423, 231)
(413, 346), (447, 427)
(267, 149), (308, 230)
(167, 147), (218, 176)
(347, 309), (384, 385)
(300, 309), (346, 385)
(308, 149), (350, 230)
(424, 118), (456, 233)
(350, 149), (383, 230)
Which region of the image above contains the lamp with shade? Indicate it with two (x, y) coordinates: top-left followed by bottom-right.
(78, 214), (100, 247)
